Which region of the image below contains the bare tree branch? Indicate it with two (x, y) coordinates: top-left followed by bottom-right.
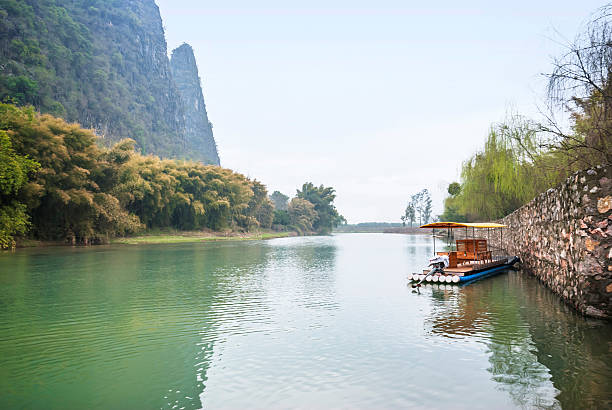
(542, 4), (612, 167)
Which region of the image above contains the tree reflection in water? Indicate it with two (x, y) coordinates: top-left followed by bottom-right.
(266, 236), (339, 312)
(425, 271), (612, 409)
(178, 241), (275, 409)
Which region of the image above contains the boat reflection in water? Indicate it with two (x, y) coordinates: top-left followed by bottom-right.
(424, 270), (612, 409)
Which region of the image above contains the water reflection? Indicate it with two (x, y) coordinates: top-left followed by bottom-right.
(427, 275), (560, 408)
(2, 235), (611, 409)
(425, 271), (612, 409)
(188, 242), (276, 409)
(510, 273), (612, 409)
(195, 237), (339, 407)
(269, 238), (338, 312)
(0, 242), (278, 409)
(403, 233), (428, 259)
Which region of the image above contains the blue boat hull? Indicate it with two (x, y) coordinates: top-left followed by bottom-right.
(458, 256), (520, 284)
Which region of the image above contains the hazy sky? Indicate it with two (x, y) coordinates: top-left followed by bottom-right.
(155, 0), (604, 223)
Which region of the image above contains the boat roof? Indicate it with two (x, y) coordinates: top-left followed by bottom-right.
(419, 222), (507, 229)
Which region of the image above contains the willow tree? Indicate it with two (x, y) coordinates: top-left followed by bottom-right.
(453, 119), (565, 221)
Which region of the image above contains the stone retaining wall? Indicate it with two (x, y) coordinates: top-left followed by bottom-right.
(454, 165), (611, 319)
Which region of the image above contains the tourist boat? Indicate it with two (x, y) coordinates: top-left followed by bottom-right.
(408, 222), (520, 286)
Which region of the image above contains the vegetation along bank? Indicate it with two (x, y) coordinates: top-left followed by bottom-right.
(438, 6), (610, 224)
(0, 104), (344, 249)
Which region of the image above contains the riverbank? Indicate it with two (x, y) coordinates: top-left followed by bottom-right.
(12, 230), (295, 248)
(111, 230), (295, 245)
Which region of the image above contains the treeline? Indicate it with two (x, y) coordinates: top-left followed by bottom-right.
(0, 104), (343, 248)
(441, 6), (611, 222)
(269, 185), (345, 235)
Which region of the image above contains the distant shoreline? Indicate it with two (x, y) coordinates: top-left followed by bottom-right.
(381, 227), (432, 234)
(333, 226), (432, 234)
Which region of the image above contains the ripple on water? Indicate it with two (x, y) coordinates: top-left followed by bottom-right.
(1, 234), (611, 409)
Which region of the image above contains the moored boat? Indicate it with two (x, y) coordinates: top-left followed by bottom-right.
(409, 222), (519, 287)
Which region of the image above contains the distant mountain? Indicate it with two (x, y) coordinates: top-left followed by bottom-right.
(0, 0), (220, 164)
(171, 44), (219, 165)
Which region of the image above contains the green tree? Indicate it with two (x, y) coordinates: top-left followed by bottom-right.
(296, 182), (343, 234)
(442, 119), (564, 221)
(422, 190), (432, 224)
(448, 182), (461, 196)
(440, 5), (612, 223)
(403, 201), (416, 227)
(440, 182), (467, 222)
(108, 147), (253, 232)
(288, 197), (317, 234)
(402, 189), (432, 226)
(245, 180), (273, 230)
(272, 209), (291, 227)
(0, 129), (39, 248)
(0, 103), (142, 243)
(269, 190), (289, 211)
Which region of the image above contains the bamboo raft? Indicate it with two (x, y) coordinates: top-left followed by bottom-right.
(408, 256), (519, 285)
(409, 222), (520, 286)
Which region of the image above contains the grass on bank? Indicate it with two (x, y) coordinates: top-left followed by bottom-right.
(110, 230), (294, 245)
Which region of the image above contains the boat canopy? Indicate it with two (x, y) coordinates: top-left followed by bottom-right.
(419, 222), (506, 229)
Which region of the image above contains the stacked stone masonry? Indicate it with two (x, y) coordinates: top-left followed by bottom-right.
(455, 165), (611, 319)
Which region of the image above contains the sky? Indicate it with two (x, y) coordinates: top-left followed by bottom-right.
(155, 0), (605, 223)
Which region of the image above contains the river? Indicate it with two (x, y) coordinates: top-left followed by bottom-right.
(1, 233), (611, 409)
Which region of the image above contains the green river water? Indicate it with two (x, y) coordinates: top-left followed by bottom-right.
(1, 233), (611, 409)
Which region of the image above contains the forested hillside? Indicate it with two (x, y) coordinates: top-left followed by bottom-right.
(0, 0), (218, 163)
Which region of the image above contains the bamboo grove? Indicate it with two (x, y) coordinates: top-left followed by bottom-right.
(0, 103), (343, 248)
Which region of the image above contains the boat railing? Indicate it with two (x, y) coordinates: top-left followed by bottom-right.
(488, 245), (509, 261)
